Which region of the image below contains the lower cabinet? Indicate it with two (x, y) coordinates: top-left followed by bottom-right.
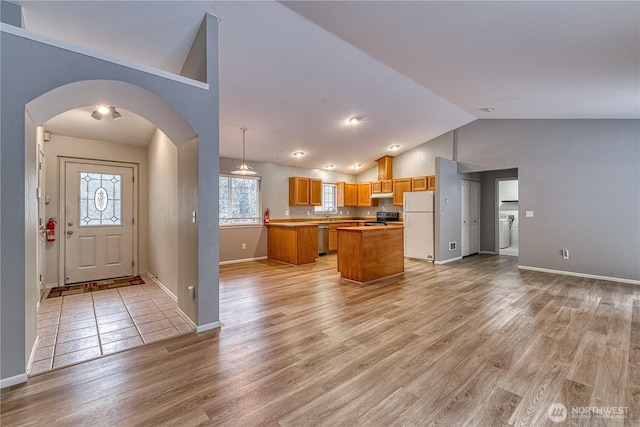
(267, 224), (318, 265)
(329, 229), (338, 251)
(328, 222), (358, 251)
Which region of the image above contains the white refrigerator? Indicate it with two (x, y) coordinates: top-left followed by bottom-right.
(403, 191), (434, 261)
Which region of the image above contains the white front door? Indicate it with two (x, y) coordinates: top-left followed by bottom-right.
(64, 162), (135, 284)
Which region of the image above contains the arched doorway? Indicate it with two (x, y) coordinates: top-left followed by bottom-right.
(24, 80), (202, 374)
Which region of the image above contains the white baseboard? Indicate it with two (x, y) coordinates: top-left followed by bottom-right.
(45, 282), (59, 289)
(26, 336), (40, 376)
(434, 256), (463, 265)
(197, 321), (222, 333)
(146, 273), (177, 302)
(176, 307), (197, 330)
(480, 251), (497, 255)
(220, 256), (268, 265)
(518, 265), (640, 285)
(0, 373), (28, 389)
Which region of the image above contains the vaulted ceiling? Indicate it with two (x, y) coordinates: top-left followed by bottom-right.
(17, 1), (640, 174)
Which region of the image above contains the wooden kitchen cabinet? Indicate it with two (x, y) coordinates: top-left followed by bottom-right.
(376, 155), (393, 180)
(310, 178), (322, 205)
(412, 176), (428, 191)
(337, 226), (404, 283)
(328, 222), (358, 251)
(427, 175), (436, 190)
(393, 178), (412, 206)
(337, 182), (358, 207)
(289, 177), (322, 206)
(357, 182), (377, 207)
(268, 223), (318, 265)
(372, 180), (393, 193)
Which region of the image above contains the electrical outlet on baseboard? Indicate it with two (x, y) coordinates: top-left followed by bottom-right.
(449, 242), (457, 251)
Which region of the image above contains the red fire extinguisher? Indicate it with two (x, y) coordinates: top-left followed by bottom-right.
(46, 218), (56, 242)
(264, 209), (270, 224)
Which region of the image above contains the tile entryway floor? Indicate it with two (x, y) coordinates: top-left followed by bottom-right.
(32, 276), (193, 375)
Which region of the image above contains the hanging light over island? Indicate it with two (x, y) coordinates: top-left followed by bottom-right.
(231, 127), (257, 176)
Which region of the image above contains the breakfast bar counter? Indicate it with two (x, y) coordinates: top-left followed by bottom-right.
(336, 225), (404, 283)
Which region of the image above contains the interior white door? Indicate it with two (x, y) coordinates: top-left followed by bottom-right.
(469, 180), (481, 254)
(65, 162), (134, 284)
(461, 180), (470, 256)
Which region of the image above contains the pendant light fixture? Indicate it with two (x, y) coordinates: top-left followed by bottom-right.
(231, 127), (257, 175)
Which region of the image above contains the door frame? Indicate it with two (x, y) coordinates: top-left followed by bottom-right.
(37, 140), (46, 301)
(58, 157), (139, 286)
(495, 177), (518, 255)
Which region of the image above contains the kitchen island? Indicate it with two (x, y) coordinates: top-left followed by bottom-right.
(267, 222), (319, 265)
(336, 225), (404, 283)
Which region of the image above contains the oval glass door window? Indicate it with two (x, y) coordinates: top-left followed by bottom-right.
(95, 187), (108, 211)
(80, 172), (122, 226)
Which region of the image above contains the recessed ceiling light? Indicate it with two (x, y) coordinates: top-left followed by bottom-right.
(325, 164), (335, 170)
(351, 163), (362, 169)
(292, 151), (305, 158)
(389, 144), (401, 151)
(479, 107), (495, 112)
(347, 116), (362, 125)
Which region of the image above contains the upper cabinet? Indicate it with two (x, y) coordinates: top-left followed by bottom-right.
(372, 180), (393, 194)
(392, 178), (412, 206)
(376, 156), (393, 180)
(289, 177), (322, 206)
(412, 176), (428, 191)
(357, 182), (377, 207)
(338, 182), (378, 207)
(337, 182), (358, 207)
(411, 175), (435, 191)
(310, 178), (322, 205)
(427, 175), (436, 191)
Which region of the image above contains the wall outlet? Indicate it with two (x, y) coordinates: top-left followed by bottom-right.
(285, 210), (289, 216)
(367, 211), (370, 215)
(346, 211), (349, 215)
(241, 243), (246, 250)
(526, 211), (534, 217)
(339, 211), (343, 215)
(307, 211), (310, 215)
(449, 242), (457, 251)
(562, 249), (570, 259)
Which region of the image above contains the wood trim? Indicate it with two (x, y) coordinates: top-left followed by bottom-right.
(517, 265), (640, 285)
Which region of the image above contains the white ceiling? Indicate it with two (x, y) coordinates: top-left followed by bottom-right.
(16, 1), (640, 175)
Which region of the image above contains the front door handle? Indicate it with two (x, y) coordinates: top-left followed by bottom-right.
(67, 230), (73, 235)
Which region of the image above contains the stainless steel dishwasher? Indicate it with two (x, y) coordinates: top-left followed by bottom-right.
(318, 225), (329, 255)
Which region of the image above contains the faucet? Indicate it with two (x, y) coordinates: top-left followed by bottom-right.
(326, 206), (335, 219)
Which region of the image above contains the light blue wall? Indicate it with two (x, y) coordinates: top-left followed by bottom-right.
(0, 15), (219, 383)
(457, 119), (640, 281)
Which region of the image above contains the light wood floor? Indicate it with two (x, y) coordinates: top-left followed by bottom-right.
(1, 254), (638, 426)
